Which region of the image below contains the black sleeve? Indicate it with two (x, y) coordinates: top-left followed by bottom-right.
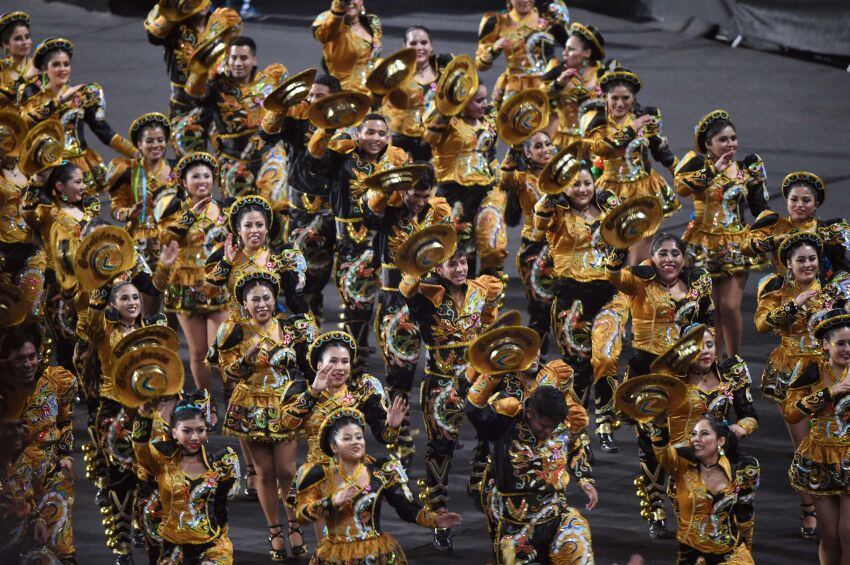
(648, 134), (677, 170)
(361, 391), (391, 445)
(84, 103), (120, 146)
(463, 399), (512, 442)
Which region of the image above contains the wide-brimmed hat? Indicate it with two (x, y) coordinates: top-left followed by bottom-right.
(538, 142), (582, 195)
(366, 48), (417, 96)
(233, 269), (280, 304)
(694, 109), (731, 153)
(599, 196), (662, 250)
(264, 68), (317, 112)
(0, 109), (26, 159)
(599, 69), (641, 94)
(362, 164), (430, 193)
(308, 331), (357, 371)
(33, 37), (73, 70)
(186, 8), (241, 78)
(496, 88), (549, 146)
(491, 309), (522, 330)
(73, 226), (136, 291)
(175, 151), (219, 180)
(0, 283), (27, 327)
(18, 119), (64, 177)
(111, 326), (180, 361)
(318, 406), (366, 456)
(614, 373), (687, 423)
(434, 54), (479, 117)
(395, 224), (457, 278)
(129, 113), (171, 147)
(570, 22), (605, 61)
(650, 324), (706, 376)
(469, 326), (540, 375)
(110, 346), (184, 409)
(307, 91), (372, 130)
(781, 171), (826, 205)
(159, 0), (211, 22)
(814, 308), (850, 340)
(778, 231), (823, 267)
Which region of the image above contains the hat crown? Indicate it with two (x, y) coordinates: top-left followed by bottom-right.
(131, 365), (168, 398)
(488, 340), (524, 370)
(633, 386), (670, 418)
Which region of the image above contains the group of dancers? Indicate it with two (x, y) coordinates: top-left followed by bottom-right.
(1, 0), (849, 563)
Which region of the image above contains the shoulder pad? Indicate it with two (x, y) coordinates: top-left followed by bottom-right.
(491, 395), (522, 417)
(471, 274), (504, 300)
(288, 314), (318, 342)
(312, 10), (332, 28)
(367, 13), (381, 33)
(210, 446), (239, 472)
(329, 138), (357, 154)
(596, 189), (620, 212)
(674, 151), (706, 175)
(630, 265), (656, 280)
(356, 373), (387, 398)
(207, 245), (225, 265)
(295, 462), (328, 490)
(718, 355), (751, 387)
(387, 145), (410, 165)
(435, 53), (454, 68)
(750, 210), (780, 230)
(106, 158), (133, 192)
(43, 366), (77, 396)
(756, 274), (783, 298)
(377, 455), (407, 482)
(428, 196), (453, 221)
(535, 359), (574, 393)
(788, 361), (821, 391)
(143, 313), (168, 327)
(584, 111), (607, 135)
(214, 320), (245, 351)
(262, 63), (288, 84)
(478, 12), (500, 39)
(821, 217), (845, 227)
(734, 455), (761, 486)
(153, 440), (179, 459)
(159, 193), (184, 220)
(418, 282), (446, 307)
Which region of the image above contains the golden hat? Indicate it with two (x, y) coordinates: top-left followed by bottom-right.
(18, 119), (64, 177)
(187, 8), (242, 75)
(600, 196), (662, 250)
(264, 68), (317, 112)
(110, 346), (184, 409)
(0, 383), (28, 422)
(0, 283), (27, 327)
(469, 326), (540, 375)
(111, 326), (180, 361)
(491, 309), (522, 330)
(538, 142), (582, 195)
(434, 54), (479, 117)
(73, 226), (136, 291)
(813, 308), (850, 340)
(128, 112), (171, 146)
(366, 48), (417, 96)
(0, 109), (26, 158)
(599, 69), (641, 94)
(395, 224), (458, 278)
(650, 324), (707, 376)
(363, 164), (430, 193)
(0, 11), (30, 37)
(497, 88), (550, 146)
(233, 269), (280, 303)
(694, 109), (731, 153)
(175, 151), (219, 180)
(33, 37), (74, 70)
(570, 22), (605, 61)
(307, 91), (372, 130)
(228, 194), (273, 233)
(308, 331), (357, 371)
(778, 230), (823, 267)
(318, 406), (366, 456)
(614, 373), (687, 423)
(159, 0), (211, 22)
(781, 171), (826, 204)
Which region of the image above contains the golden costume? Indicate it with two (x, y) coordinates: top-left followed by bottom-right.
(313, 0), (382, 93)
(0, 11), (33, 108)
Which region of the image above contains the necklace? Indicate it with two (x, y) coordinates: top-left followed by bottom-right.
(659, 277), (679, 291)
(337, 461), (365, 488)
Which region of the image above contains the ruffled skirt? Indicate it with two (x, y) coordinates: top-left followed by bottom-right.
(760, 347), (818, 403)
(788, 435), (850, 496)
(596, 170), (680, 218)
(223, 381), (296, 443)
(312, 533), (407, 565)
(682, 227), (767, 277)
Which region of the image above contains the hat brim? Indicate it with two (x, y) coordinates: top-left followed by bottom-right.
(614, 373), (687, 423)
(434, 55), (479, 117)
(599, 196), (663, 250)
(307, 91), (372, 130)
(496, 88), (550, 146)
(264, 68), (317, 112)
(649, 324), (706, 376)
(469, 326), (540, 375)
(73, 226), (137, 291)
(366, 48), (417, 96)
(111, 346), (184, 409)
(395, 224), (458, 278)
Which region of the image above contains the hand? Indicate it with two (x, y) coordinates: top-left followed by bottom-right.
(794, 289), (819, 307)
(310, 364), (333, 394)
(224, 233), (238, 263)
(332, 484), (359, 506)
(386, 395), (409, 428)
(59, 84), (85, 105)
(493, 37), (513, 52)
(159, 240), (180, 267)
(729, 423), (747, 439)
(632, 114), (654, 132)
(829, 375), (850, 397)
(33, 518), (49, 545)
(435, 508), (463, 528)
(557, 68), (579, 86)
(59, 457), (76, 481)
(714, 150), (736, 173)
(626, 555), (645, 565)
(581, 481), (598, 510)
(191, 196), (212, 213)
(245, 343), (261, 365)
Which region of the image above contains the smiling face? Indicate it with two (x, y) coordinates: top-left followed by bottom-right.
(789, 244), (819, 285)
(786, 184), (818, 223)
(55, 167), (84, 204)
(330, 422), (366, 462)
(171, 414), (207, 454)
(244, 283), (275, 324)
(564, 34), (592, 69)
(182, 163), (213, 200)
(238, 210), (268, 251)
(5, 340), (40, 388)
(346, 0), (364, 18)
(356, 119), (388, 159)
(317, 344), (352, 389)
(3, 24), (32, 59)
(690, 418), (724, 460)
(436, 253), (468, 287)
(402, 186), (431, 216)
(307, 82), (332, 104)
(705, 125), (738, 161)
(651, 239), (685, 282)
(405, 28), (433, 66)
(605, 85), (634, 121)
(512, 0), (534, 15)
(227, 44), (256, 81)
(138, 125), (167, 162)
(825, 327), (850, 368)
(463, 85), (488, 119)
(524, 131), (553, 168)
(565, 169), (595, 210)
(44, 50), (71, 88)
(111, 283), (141, 324)
(690, 329), (716, 374)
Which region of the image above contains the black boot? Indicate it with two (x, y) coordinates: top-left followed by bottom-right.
(433, 527), (453, 552)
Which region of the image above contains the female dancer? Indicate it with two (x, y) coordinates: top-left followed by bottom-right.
(154, 152), (229, 400)
(676, 109), (771, 358)
(607, 232), (714, 537)
(206, 270), (316, 560)
(19, 38), (136, 193)
(647, 415), (760, 563)
(544, 22), (605, 148)
(107, 112), (176, 314)
(755, 232), (834, 539)
(585, 68), (679, 264)
(532, 151), (627, 452)
(295, 408), (462, 564)
(134, 395), (239, 564)
(313, 0), (382, 93)
(380, 25), (452, 161)
(786, 310), (850, 563)
(0, 11), (35, 107)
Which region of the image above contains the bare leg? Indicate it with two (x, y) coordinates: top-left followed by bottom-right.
(715, 273), (747, 358)
(274, 441), (304, 553)
(711, 283), (727, 357)
(240, 439), (256, 494)
(839, 495), (850, 565)
(784, 407), (817, 532)
(176, 313), (213, 391)
(247, 441), (286, 553)
(812, 495), (840, 565)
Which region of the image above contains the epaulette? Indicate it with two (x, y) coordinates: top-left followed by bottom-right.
(584, 111), (607, 135)
(143, 313), (168, 327)
(329, 138), (357, 154)
(206, 245), (225, 265)
(210, 446), (239, 473)
(491, 395), (521, 417)
(750, 210), (780, 230)
(213, 320), (245, 352)
(536, 359), (574, 393)
(158, 192), (183, 220)
(43, 366), (77, 400)
(418, 282), (446, 307)
(428, 196), (453, 222)
(756, 274), (783, 298)
(356, 373), (387, 399)
(106, 158), (133, 194)
(718, 355), (751, 388)
(366, 13), (381, 34)
(674, 151), (706, 175)
(595, 189), (619, 213)
(295, 462), (328, 490)
(734, 455), (761, 489)
(471, 274), (504, 301)
(478, 12), (500, 39)
(787, 361), (821, 391)
(377, 455), (407, 484)
(386, 145), (410, 165)
(630, 265), (656, 281)
(152, 440), (179, 459)
(262, 63), (288, 85)
(435, 53), (454, 69)
(821, 218), (845, 227)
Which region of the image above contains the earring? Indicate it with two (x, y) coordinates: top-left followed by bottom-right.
(60, 191), (69, 202)
(718, 446), (725, 457)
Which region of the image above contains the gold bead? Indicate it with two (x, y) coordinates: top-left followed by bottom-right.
(640, 500), (649, 508)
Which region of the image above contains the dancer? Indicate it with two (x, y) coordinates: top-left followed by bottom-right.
(313, 0), (381, 93)
(0, 11), (36, 107)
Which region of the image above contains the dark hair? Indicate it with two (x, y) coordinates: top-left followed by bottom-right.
(1, 22), (28, 46)
(603, 78), (637, 94)
(360, 113), (388, 129)
(138, 123), (168, 144)
(703, 118), (736, 148)
(171, 398), (205, 429)
(240, 279), (277, 304)
(45, 162), (81, 194)
(180, 160), (214, 181)
(404, 25), (432, 44)
(785, 181), (818, 201)
(787, 240), (820, 262)
(318, 341), (352, 364)
(231, 36), (257, 55)
(527, 385), (568, 424)
(234, 203), (270, 232)
(522, 130), (552, 152)
(412, 160), (435, 190)
(0, 327), (40, 359)
(314, 74), (341, 93)
(108, 281), (139, 307)
(651, 232), (686, 256)
(569, 31), (599, 62)
(697, 415), (739, 461)
(327, 415), (363, 448)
